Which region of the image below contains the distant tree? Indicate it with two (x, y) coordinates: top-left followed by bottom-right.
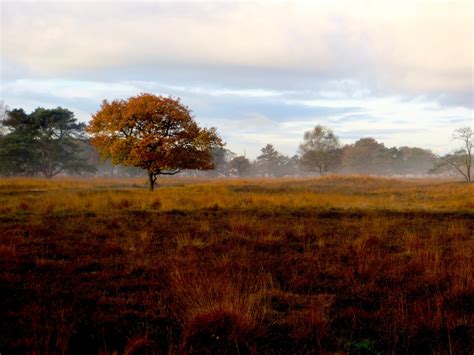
(230, 155), (251, 177)
(211, 147), (235, 177)
(340, 139), (436, 176)
(87, 93), (223, 190)
(269, 154), (300, 177)
(0, 107), (94, 177)
(256, 144), (286, 177)
(435, 127), (472, 182)
(396, 147), (436, 175)
(284, 155), (301, 176)
(342, 137), (391, 174)
(299, 125), (341, 175)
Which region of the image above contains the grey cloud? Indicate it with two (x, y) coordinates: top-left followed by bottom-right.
(2, 1), (471, 109)
(340, 127), (426, 140)
(436, 91), (474, 109)
(237, 113), (279, 130)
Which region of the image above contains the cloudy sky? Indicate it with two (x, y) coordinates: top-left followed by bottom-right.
(1, 0), (472, 158)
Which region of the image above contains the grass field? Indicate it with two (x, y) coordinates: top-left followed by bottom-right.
(1, 176), (473, 353)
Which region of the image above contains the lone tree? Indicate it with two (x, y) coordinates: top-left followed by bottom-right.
(299, 125), (341, 175)
(87, 93), (223, 190)
(435, 126), (473, 182)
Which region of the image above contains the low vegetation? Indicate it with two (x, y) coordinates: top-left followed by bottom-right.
(1, 176), (473, 353)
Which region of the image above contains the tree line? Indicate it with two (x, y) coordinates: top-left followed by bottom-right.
(211, 133), (439, 179)
(0, 94), (472, 186)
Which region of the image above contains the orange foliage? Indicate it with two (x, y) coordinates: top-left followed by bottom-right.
(87, 93), (223, 189)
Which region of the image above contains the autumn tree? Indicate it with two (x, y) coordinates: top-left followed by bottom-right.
(87, 93), (223, 190)
(299, 125), (341, 175)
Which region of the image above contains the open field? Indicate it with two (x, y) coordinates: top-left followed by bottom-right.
(1, 176), (473, 353)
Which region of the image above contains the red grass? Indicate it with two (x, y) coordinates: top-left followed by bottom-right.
(0, 177), (472, 353)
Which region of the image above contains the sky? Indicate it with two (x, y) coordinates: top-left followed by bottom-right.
(1, 0), (472, 158)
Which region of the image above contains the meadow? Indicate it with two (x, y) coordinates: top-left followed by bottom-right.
(0, 176), (473, 354)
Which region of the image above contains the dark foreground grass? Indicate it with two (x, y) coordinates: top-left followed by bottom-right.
(0, 177), (473, 354)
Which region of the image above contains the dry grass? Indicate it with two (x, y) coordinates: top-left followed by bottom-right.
(0, 176), (472, 353)
(1, 175), (472, 215)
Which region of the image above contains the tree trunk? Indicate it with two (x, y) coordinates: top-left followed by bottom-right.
(148, 172), (155, 191)
(467, 154), (471, 183)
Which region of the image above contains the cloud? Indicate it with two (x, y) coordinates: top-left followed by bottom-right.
(2, 1), (472, 104)
(237, 113), (279, 130)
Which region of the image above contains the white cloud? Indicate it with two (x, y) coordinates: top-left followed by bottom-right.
(237, 113), (279, 129)
(1, 79), (140, 100)
(162, 85), (287, 98)
(2, 1), (472, 98)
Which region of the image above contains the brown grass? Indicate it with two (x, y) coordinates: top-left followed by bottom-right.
(0, 176), (472, 353)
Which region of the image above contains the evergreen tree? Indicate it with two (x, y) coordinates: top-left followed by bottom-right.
(0, 107), (95, 177)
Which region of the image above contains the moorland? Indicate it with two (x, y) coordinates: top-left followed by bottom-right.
(0, 176), (473, 353)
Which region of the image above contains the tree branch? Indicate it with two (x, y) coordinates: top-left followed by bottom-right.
(440, 160), (469, 181)
(159, 169), (182, 175)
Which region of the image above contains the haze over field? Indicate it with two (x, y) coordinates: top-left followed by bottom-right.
(1, 3), (474, 353)
(1, 0), (472, 158)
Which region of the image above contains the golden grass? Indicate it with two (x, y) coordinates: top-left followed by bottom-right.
(1, 175), (472, 215)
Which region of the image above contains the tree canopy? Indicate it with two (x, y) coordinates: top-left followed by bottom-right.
(86, 93), (223, 190)
(0, 107), (94, 177)
(256, 144), (287, 177)
(230, 156), (251, 177)
(299, 125), (341, 175)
